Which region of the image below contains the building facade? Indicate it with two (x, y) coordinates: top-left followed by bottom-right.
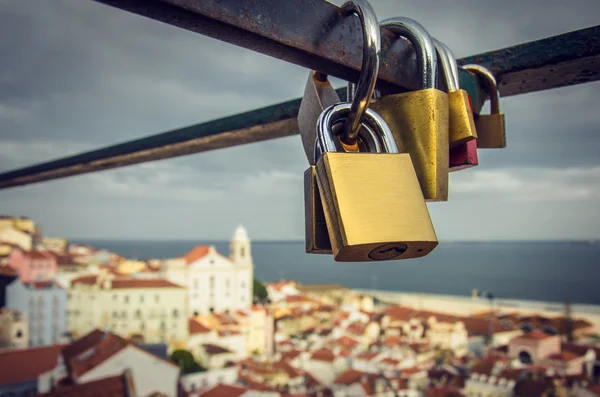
(9, 249), (58, 283)
(0, 308), (28, 349)
(0, 227), (33, 251)
(5, 279), (67, 347)
(68, 274), (188, 345)
(161, 225), (254, 316)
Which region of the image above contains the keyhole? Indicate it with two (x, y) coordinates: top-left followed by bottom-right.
(368, 243), (408, 261)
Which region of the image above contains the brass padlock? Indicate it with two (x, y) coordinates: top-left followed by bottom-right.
(370, 17), (449, 202)
(462, 64), (506, 149)
(433, 39), (477, 148)
(304, 121), (382, 255)
(314, 102), (438, 262)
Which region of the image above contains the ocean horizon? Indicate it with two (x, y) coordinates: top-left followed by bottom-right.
(70, 239), (600, 307)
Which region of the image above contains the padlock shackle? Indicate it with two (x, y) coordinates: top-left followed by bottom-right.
(340, 0), (381, 145)
(462, 64), (501, 114)
(380, 17), (437, 90)
(315, 103), (399, 160)
(433, 39), (458, 92)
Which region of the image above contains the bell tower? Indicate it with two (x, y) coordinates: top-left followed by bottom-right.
(230, 225), (251, 265)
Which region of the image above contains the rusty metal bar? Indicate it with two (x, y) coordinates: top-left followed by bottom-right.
(91, 0), (464, 94)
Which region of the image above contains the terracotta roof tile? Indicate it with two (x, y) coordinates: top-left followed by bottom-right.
(70, 275), (99, 286)
(198, 384), (247, 397)
(310, 348), (335, 363)
(380, 358), (400, 366)
(335, 336), (359, 348)
(561, 343), (590, 357)
(183, 246), (212, 264)
(281, 349), (302, 361)
(189, 319), (211, 335)
(69, 334), (129, 378)
(0, 345), (62, 385)
(275, 360), (303, 378)
(546, 351), (580, 362)
(425, 386), (464, 397)
(517, 329), (554, 341)
(62, 329), (107, 367)
(357, 352), (379, 361)
(36, 373), (130, 397)
(202, 343), (232, 355)
(346, 322), (366, 336)
(110, 279), (184, 289)
(335, 369), (367, 385)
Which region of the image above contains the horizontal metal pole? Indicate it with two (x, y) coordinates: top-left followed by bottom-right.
(0, 0), (598, 190)
(459, 25), (600, 97)
(92, 0), (471, 94)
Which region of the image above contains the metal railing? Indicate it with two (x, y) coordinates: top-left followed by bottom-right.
(0, 0), (598, 190)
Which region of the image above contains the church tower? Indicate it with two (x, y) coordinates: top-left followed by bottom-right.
(230, 224), (252, 266)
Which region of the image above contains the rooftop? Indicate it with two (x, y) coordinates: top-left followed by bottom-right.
(0, 345), (63, 385)
(36, 373), (131, 397)
(198, 384), (247, 397)
(202, 343), (233, 355)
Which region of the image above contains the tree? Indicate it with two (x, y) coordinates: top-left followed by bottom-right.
(253, 278), (269, 304)
(169, 349), (206, 374)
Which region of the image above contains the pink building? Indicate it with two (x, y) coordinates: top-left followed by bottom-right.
(9, 249), (57, 283)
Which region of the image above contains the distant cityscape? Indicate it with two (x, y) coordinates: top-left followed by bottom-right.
(0, 215), (599, 397)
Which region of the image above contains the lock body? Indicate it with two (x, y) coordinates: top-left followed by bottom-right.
(369, 88), (449, 202)
(475, 114), (506, 148)
(304, 166), (332, 254)
(297, 72), (341, 165)
(449, 139), (479, 172)
(316, 152), (438, 262)
(448, 89), (477, 147)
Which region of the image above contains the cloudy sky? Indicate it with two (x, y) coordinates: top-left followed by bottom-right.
(0, 0), (599, 241)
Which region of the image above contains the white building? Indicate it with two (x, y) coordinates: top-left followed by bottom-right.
(162, 225), (254, 316)
(63, 329), (179, 397)
(68, 274), (188, 345)
(180, 366), (238, 394)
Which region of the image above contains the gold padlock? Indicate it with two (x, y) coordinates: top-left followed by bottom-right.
(305, 113), (384, 255)
(433, 39), (477, 148)
(369, 17), (449, 202)
(314, 102), (438, 262)
(462, 64), (506, 149)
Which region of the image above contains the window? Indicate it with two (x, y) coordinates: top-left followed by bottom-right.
(136, 310), (141, 318)
(15, 330), (22, 338)
(155, 294), (159, 303)
(210, 259), (215, 265)
(113, 311), (118, 318)
(140, 295), (144, 303)
(241, 281), (246, 288)
(160, 322), (166, 330)
(122, 311), (127, 319)
(194, 279), (198, 289)
(113, 294), (117, 300)
(173, 309), (178, 318)
(240, 247), (245, 257)
(124, 295), (129, 304)
(140, 322), (145, 330)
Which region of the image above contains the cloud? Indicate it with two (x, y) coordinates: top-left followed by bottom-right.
(451, 166), (600, 203)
